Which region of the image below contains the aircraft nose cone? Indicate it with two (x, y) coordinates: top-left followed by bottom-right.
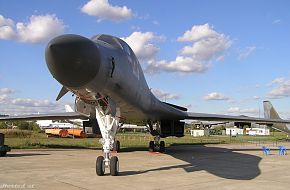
(45, 34), (101, 88)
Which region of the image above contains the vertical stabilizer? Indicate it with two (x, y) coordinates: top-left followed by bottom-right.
(263, 101), (290, 133)
(263, 101), (281, 119)
(65, 105), (74, 112)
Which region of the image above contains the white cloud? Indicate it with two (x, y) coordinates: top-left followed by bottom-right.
(177, 24), (218, 42)
(180, 35), (231, 60)
(0, 94), (8, 104)
(267, 77), (290, 99)
(253, 96), (260, 100)
(0, 97), (65, 115)
(122, 31), (160, 62)
(146, 56), (210, 74)
(11, 98), (56, 107)
(145, 24), (231, 75)
(178, 24), (232, 61)
(227, 107), (259, 114)
(268, 77), (285, 86)
(151, 89), (180, 101)
(0, 25), (16, 40)
(0, 87), (67, 115)
(16, 15), (65, 43)
(0, 103), (65, 115)
(0, 14), (65, 43)
(0, 88), (15, 104)
(0, 15), (14, 26)
(203, 92), (230, 101)
(81, 0), (133, 22)
(216, 55), (225, 62)
(274, 111), (290, 120)
(239, 46), (256, 60)
(0, 88), (15, 94)
(0, 15), (16, 39)
(241, 96), (261, 103)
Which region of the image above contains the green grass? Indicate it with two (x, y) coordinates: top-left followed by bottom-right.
(5, 137), (101, 149)
(1, 129), (288, 149)
(117, 132), (288, 147)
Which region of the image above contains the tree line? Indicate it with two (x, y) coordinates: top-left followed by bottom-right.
(0, 121), (40, 131)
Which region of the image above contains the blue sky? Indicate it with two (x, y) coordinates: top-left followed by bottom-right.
(1, 0), (290, 118)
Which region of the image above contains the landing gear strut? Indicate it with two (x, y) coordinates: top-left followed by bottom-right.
(0, 133), (11, 157)
(113, 140), (120, 152)
(95, 105), (120, 176)
(149, 136), (165, 153)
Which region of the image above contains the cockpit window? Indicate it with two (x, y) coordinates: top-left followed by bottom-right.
(118, 39), (132, 55)
(123, 43), (131, 55)
(93, 34), (122, 49)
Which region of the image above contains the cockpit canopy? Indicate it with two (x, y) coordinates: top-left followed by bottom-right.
(92, 34), (122, 49)
(92, 34), (133, 56)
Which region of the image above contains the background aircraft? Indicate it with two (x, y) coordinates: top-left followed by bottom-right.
(1, 34), (290, 176)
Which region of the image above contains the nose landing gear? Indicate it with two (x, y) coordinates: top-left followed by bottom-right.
(149, 136), (165, 153)
(94, 105), (121, 176)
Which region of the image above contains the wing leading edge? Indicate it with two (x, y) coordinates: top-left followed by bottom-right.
(0, 112), (88, 121)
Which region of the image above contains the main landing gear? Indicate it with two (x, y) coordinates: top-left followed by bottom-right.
(95, 105), (121, 176)
(113, 140), (121, 153)
(149, 136), (165, 153)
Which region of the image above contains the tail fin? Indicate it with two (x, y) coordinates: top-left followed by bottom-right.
(65, 105), (74, 112)
(263, 101), (290, 133)
(263, 101), (281, 119)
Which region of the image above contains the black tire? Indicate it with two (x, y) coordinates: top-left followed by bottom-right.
(149, 141), (154, 152)
(96, 156), (105, 176)
(110, 156), (119, 176)
(116, 141), (120, 152)
(160, 141), (165, 153)
(0, 133), (5, 146)
(113, 140), (121, 152)
(0, 151), (7, 157)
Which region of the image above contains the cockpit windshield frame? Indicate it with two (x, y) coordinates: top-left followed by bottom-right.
(92, 34), (123, 50)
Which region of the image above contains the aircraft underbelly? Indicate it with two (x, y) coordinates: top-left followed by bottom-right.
(119, 102), (147, 123)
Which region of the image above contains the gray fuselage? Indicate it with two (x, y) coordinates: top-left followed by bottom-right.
(45, 34), (186, 123)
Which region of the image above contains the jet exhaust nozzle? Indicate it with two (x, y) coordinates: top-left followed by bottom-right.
(45, 34), (101, 88)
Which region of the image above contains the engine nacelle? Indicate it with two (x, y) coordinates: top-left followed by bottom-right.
(160, 120), (185, 138)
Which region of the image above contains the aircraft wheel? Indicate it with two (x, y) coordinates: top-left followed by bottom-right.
(113, 140), (120, 152)
(160, 141), (165, 153)
(110, 156), (119, 176)
(0, 151), (7, 157)
(96, 156), (105, 176)
(149, 141), (154, 152)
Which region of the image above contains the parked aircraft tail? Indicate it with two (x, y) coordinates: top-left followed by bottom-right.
(64, 105), (84, 127)
(263, 101), (290, 133)
(65, 105), (74, 112)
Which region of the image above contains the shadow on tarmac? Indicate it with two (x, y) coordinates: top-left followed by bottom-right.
(120, 144), (261, 180)
(5, 153), (50, 157)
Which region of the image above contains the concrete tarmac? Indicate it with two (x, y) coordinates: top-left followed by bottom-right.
(0, 143), (289, 190)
